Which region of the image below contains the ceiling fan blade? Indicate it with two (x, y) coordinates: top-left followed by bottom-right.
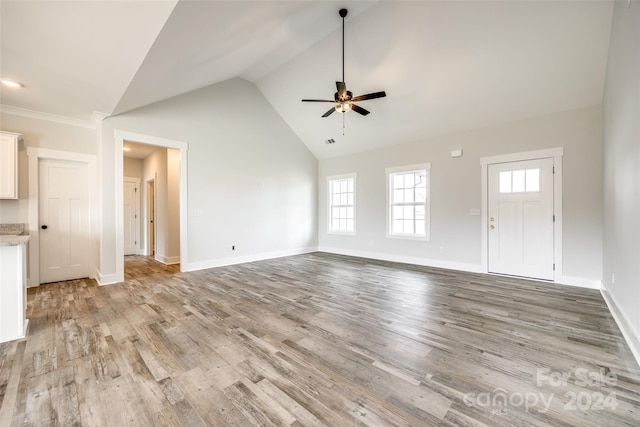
(322, 108), (336, 117)
(351, 104), (370, 116)
(336, 82), (347, 99)
(302, 99), (335, 103)
(351, 91), (387, 102)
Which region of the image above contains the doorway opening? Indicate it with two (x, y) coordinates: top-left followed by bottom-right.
(27, 147), (97, 287)
(481, 148), (563, 282)
(123, 141), (180, 280)
(116, 130), (188, 284)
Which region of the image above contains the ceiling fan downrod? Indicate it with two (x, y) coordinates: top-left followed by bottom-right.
(340, 8), (347, 84)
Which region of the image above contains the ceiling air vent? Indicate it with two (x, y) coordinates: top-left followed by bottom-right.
(325, 138), (336, 144)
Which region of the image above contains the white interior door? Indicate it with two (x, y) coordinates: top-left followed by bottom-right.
(123, 178), (139, 255)
(488, 157), (554, 280)
(39, 159), (90, 283)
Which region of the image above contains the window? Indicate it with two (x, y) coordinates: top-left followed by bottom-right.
(386, 163), (430, 240)
(499, 168), (540, 193)
(328, 173), (356, 234)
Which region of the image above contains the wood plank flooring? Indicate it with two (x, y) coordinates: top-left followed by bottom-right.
(1, 252), (639, 426)
(124, 255), (180, 281)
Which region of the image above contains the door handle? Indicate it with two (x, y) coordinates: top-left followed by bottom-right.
(41, 225), (48, 230)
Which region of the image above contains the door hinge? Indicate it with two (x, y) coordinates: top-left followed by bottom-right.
(135, 241), (137, 245)
(552, 166), (555, 174)
(135, 187), (138, 192)
(553, 215), (555, 222)
(553, 263), (555, 271)
(134, 214), (137, 219)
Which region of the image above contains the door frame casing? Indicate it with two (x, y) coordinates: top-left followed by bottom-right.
(146, 178), (156, 257)
(480, 147), (563, 281)
(27, 147), (97, 287)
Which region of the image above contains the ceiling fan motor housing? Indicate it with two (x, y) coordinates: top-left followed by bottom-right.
(335, 90), (353, 102)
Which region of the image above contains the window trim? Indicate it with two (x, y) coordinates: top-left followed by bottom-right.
(385, 163), (431, 241)
(327, 172), (357, 236)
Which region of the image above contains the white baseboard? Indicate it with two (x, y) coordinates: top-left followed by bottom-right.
(184, 246), (317, 272)
(155, 254), (180, 265)
(95, 269), (120, 286)
(600, 283), (640, 368)
(318, 247), (603, 291)
(555, 275), (602, 289)
(317, 246), (484, 274)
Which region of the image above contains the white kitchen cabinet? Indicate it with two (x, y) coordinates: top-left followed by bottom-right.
(0, 131), (20, 199)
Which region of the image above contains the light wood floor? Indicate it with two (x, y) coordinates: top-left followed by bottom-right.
(1, 253), (639, 426)
(124, 255), (180, 281)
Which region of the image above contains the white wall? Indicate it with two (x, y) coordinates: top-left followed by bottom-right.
(0, 113), (97, 223)
(124, 156), (143, 177)
(319, 105), (603, 284)
(142, 147), (166, 259)
(166, 148), (180, 263)
(602, 1), (640, 363)
(99, 77), (317, 279)
(139, 146), (180, 263)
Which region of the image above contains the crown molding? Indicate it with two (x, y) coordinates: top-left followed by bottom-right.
(0, 104), (109, 129)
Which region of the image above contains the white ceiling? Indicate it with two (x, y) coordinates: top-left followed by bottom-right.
(0, 0), (177, 122)
(123, 141), (163, 160)
(0, 1), (613, 159)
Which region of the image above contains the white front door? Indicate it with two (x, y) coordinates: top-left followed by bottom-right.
(488, 157), (554, 280)
(123, 178), (139, 255)
(39, 159), (90, 283)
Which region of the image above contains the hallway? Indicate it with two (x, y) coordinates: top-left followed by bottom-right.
(124, 255), (179, 281)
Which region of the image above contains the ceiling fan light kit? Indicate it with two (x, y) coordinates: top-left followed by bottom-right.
(335, 102), (351, 113)
(301, 8), (386, 119)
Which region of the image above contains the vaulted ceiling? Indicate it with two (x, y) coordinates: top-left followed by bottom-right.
(0, 1), (614, 159)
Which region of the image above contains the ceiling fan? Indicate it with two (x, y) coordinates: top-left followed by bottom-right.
(301, 8), (386, 118)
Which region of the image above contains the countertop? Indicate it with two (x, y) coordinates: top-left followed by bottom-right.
(0, 235), (30, 247)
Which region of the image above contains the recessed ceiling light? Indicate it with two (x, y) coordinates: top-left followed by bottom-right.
(123, 147), (131, 151)
(1, 79), (24, 88)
